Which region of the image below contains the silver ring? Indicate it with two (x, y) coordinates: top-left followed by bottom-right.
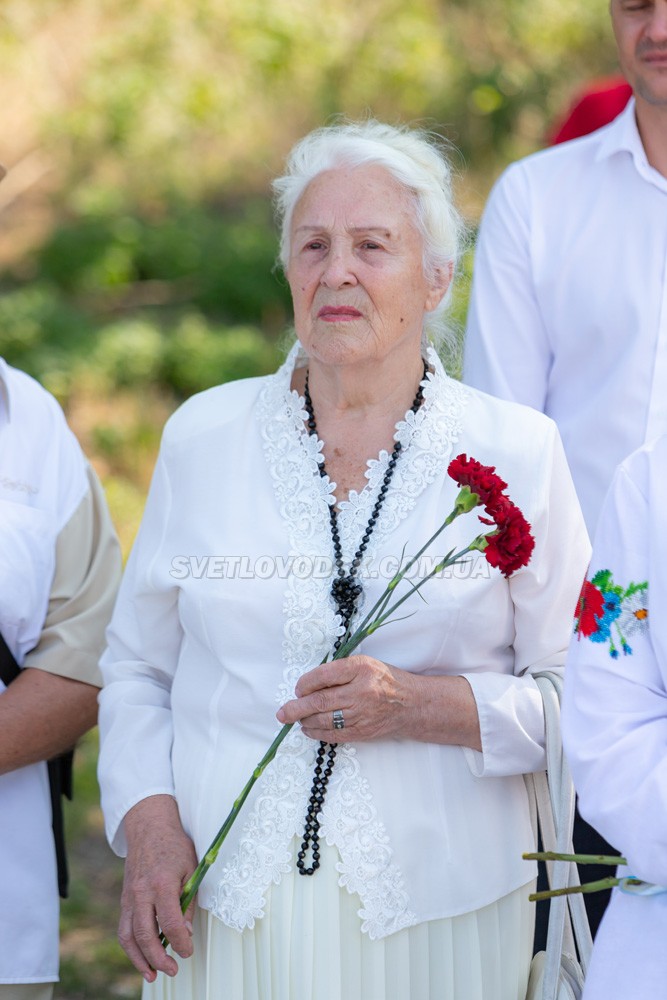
(332, 709), (345, 730)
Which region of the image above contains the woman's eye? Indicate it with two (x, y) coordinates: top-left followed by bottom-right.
(360, 241), (381, 250)
(305, 240), (326, 251)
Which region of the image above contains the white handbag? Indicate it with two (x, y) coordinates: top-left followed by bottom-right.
(524, 672), (593, 1000)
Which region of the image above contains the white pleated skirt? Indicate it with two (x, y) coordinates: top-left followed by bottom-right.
(147, 839), (534, 1000)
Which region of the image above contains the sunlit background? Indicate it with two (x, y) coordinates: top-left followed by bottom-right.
(1, 1), (616, 995)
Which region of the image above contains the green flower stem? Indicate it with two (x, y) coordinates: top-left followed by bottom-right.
(522, 851), (629, 904)
(361, 538), (488, 638)
(523, 851), (628, 867)
(349, 499), (471, 640)
(529, 877), (621, 902)
(160, 721), (294, 946)
(184, 723), (294, 905)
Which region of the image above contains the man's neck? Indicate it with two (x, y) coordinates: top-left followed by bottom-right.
(634, 97), (667, 178)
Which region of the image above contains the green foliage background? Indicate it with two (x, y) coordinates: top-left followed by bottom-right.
(0, 1), (616, 995)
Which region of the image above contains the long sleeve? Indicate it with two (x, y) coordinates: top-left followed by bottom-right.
(463, 165), (552, 410)
(562, 448), (667, 888)
(97, 444), (184, 856)
(463, 421), (590, 777)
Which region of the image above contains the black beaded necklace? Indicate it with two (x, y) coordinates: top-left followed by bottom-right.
(296, 360), (428, 876)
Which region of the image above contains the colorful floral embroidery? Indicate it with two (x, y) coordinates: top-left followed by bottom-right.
(574, 570), (648, 658)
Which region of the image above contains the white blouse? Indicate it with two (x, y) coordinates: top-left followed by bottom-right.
(98, 346), (590, 939)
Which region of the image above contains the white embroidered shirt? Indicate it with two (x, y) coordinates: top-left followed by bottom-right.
(562, 435), (667, 1000)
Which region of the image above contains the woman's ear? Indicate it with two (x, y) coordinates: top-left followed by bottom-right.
(425, 262), (453, 312)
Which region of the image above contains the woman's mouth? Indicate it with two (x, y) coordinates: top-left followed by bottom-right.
(317, 306), (362, 321)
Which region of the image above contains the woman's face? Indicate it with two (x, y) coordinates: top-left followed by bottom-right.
(286, 163), (448, 371)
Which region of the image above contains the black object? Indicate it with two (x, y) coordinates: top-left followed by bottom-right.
(0, 630), (74, 899)
(572, 810), (615, 937)
(296, 362), (428, 875)
(533, 809), (614, 952)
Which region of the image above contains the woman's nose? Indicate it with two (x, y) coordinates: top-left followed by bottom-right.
(320, 249), (357, 288)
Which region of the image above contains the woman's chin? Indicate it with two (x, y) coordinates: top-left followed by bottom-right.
(298, 331), (372, 368)
(298, 327), (421, 372)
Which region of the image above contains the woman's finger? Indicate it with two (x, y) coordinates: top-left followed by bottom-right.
(294, 658), (356, 697)
(301, 704), (357, 742)
(118, 902), (159, 981)
(119, 891), (179, 980)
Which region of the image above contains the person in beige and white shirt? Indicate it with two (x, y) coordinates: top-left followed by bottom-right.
(0, 356), (121, 1000)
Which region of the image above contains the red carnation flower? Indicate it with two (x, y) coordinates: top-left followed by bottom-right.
(482, 496), (535, 577)
(574, 579), (605, 637)
(448, 454), (535, 577)
(448, 454), (508, 505)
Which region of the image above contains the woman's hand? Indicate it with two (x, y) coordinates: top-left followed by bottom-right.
(119, 795), (199, 983)
(277, 654), (410, 742)
(277, 654), (482, 750)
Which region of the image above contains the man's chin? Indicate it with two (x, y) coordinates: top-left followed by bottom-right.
(634, 74), (667, 108)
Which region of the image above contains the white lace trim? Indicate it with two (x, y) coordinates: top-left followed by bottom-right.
(211, 344), (469, 938)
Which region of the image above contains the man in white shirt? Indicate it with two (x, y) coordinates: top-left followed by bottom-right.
(464, 0), (667, 937)
(464, 0), (667, 538)
(0, 358), (121, 1000)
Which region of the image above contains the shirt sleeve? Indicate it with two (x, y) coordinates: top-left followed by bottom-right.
(22, 464), (122, 687)
(463, 423), (591, 777)
(97, 443), (183, 856)
(562, 462), (667, 887)
(463, 164), (552, 410)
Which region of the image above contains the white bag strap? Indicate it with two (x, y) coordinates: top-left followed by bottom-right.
(526, 671), (593, 1000)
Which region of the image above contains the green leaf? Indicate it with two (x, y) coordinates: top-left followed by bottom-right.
(591, 569), (612, 591)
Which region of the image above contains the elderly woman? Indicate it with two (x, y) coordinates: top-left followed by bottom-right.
(98, 121), (589, 1000)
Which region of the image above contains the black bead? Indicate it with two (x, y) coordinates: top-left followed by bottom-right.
(298, 361), (427, 877)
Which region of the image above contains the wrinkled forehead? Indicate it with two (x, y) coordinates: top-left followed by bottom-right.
(292, 164), (419, 229)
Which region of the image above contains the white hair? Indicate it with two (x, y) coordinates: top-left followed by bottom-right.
(272, 119), (467, 351)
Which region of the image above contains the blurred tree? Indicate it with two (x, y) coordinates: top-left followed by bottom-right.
(1, 0), (615, 212)
(0, 0), (617, 391)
